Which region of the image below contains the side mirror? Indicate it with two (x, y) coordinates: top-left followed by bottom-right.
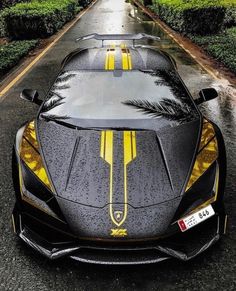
(195, 88), (218, 105)
(20, 89), (43, 106)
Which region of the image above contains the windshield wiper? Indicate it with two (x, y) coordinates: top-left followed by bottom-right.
(40, 114), (98, 130)
(40, 114), (80, 129)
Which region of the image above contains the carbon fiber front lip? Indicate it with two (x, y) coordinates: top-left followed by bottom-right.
(19, 226), (171, 264)
(12, 207), (225, 264)
(20, 228), (80, 260)
(70, 251), (170, 265)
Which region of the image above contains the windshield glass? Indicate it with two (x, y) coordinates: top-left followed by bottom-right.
(40, 70), (199, 128)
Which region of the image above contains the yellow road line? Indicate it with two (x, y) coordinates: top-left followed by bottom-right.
(0, 0), (98, 98)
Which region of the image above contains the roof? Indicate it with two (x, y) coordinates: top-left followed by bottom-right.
(62, 46), (175, 71)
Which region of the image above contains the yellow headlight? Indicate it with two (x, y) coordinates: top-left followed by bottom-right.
(20, 121), (53, 192)
(186, 120), (218, 192)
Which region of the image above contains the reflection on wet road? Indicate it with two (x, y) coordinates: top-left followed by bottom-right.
(0, 0), (235, 290)
(129, 6), (236, 253)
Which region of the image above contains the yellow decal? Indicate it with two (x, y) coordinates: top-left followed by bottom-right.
(185, 163), (219, 215)
(124, 131), (137, 164)
(24, 121), (39, 150)
(100, 131), (137, 228)
(111, 228), (128, 237)
(199, 120), (215, 151)
(20, 121), (53, 191)
(186, 137), (218, 191)
(121, 44), (132, 70)
(105, 45), (115, 70)
(186, 121), (218, 191)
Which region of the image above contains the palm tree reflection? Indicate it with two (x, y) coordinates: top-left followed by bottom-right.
(142, 69), (191, 103)
(41, 72), (76, 115)
(123, 69), (198, 124)
(123, 99), (197, 123)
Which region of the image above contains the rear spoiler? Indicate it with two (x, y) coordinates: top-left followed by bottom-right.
(76, 33), (160, 46)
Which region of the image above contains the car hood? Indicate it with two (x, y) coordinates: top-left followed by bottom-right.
(37, 119), (200, 209)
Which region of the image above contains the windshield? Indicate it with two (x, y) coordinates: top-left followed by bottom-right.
(40, 70), (199, 129)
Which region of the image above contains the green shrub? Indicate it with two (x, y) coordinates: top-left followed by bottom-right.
(224, 6), (236, 27)
(151, 0), (236, 35)
(0, 1), (29, 37)
(79, 0), (93, 7)
(4, 0), (79, 39)
(0, 0), (29, 10)
(189, 27), (236, 74)
(143, 0), (152, 5)
(0, 40), (38, 76)
(0, 11), (6, 37)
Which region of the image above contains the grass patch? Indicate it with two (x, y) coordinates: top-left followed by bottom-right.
(0, 40), (38, 76)
(189, 27), (236, 74)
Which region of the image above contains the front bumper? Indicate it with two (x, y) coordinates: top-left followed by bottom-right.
(12, 205), (227, 265)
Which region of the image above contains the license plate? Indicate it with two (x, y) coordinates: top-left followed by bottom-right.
(178, 205), (215, 232)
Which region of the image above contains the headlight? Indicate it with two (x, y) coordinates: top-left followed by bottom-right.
(186, 120), (218, 192)
(173, 120), (219, 220)
(18, 121), (63, 220)
(19, 121), (53, 191)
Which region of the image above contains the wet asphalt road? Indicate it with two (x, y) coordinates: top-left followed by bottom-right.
(0, 0), (236, 290)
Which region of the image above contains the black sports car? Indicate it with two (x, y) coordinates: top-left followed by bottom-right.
(12, 33), (227, 264)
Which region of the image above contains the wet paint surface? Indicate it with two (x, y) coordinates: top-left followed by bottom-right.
(0, 0), (235, 290)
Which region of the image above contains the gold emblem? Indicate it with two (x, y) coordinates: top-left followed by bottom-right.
(114, 210), (123, 223)
(111, 229), (127, 237)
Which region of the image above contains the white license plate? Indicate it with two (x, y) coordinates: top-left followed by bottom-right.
(178, 205), (215, 232)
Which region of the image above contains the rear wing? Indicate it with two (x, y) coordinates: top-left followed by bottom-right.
(76, 33), (160, 46)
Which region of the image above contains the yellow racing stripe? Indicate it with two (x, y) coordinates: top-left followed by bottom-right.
(100, 131), (137, 227)
(121, 131), (136, 226)
(105, 45), (115, 70)
(121, 44), (132, 70)
(100, 131), (115, 225)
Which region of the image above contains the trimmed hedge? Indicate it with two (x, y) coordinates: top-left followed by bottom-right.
(0, 40), (38, 76)
(0, 12), (6, 37)
(4, 0), (79, 39)
(151, 0), (236, 35)
(224, 4), (236, 27)
(143, 0), (153, 5)
(0, 1), (29, 37)
(189, 27), (236, 74)
(0, 0), (29, 10)
(79, 0), (93, 7)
